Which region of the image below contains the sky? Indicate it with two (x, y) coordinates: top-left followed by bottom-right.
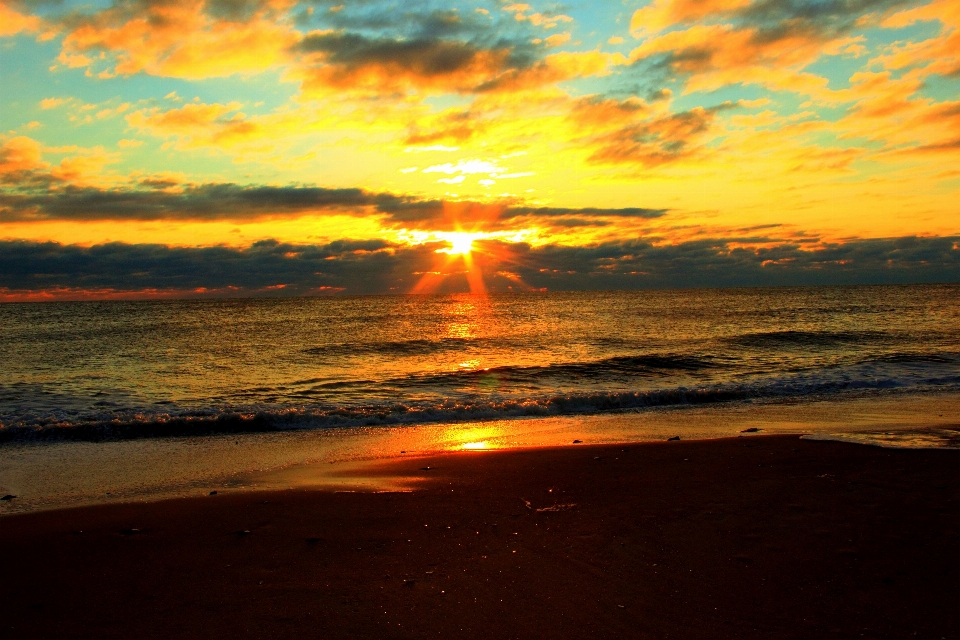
(1, 0), (958, 300)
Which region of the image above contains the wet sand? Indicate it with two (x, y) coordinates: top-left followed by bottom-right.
(2, 435), (959, 639)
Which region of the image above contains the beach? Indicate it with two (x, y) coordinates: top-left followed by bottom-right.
(4, 0), (960, 636)
(1, 289), (958, 638)
(3, 434), (958, 639)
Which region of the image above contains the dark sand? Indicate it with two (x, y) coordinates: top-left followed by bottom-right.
(2, 435), (958, 639)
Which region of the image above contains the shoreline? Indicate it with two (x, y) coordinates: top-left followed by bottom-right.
(1, 391), (958, 516)
(2, 434), (958, 638)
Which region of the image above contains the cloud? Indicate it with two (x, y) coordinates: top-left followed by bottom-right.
(294, 31), (519, 95)
(632, 0), (908, 39)
(123, 98), (427, 160)
(0, 237), (414, 298)
(881, 0), (960, 79)
(125, 102), (257, 147)
(0, 136), (119, 189)
(501, 207), (667, 220)
(630, 0), (751, 37)
(0, 172), (667, 228)
(627, 0), (911, 96)
(473, 50), (619, 93)
(0, 2), (42, 37)
(1, 235), (956, 299)
(56, 0), (299, 78)
(398, 91), (741, 174)
(0, 181), (406, 222)
(502, 4), (574, 29)
(293, 30), (611, 97)
(48, 0), (601, 98)
(568, 96), (730, 167)
(39, 97), (69, 110)
(494, 235), (960, 290)
(0, 137), (50, 185)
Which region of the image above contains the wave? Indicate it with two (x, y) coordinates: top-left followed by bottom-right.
(868, 352), (958, 364)
(301, 337), (497, 359)
(3, 371), (958, 444)
(727, 329), (887, 348)
(390, 353), (722, 388)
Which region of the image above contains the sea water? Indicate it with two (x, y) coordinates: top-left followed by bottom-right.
(2, 285), (959, 512)
(2, 285), (959, 441)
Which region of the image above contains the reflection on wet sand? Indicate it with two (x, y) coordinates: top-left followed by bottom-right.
(1, 392), (958, 515)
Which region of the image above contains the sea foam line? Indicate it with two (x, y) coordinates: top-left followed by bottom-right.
(2, 374), (958, 444)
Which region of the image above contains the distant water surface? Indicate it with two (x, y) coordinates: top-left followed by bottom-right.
(2, 285), (959, 442)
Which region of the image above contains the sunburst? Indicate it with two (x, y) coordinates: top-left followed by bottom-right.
(435, 232), (481, 256)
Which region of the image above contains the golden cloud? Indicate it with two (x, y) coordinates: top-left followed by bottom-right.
(0, 3), (42, 37)
(58, 0), (299, 78)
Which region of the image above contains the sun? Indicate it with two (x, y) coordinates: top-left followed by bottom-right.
(437, 232), (479, 256)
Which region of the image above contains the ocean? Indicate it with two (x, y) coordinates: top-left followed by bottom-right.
(2, 284), (958, 442)
(2, 284), (960, 512)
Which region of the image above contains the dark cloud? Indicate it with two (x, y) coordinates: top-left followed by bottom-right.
(737, 0), (910, 41)
(0, 238), (415, 297)
(0, 183), (409, 222)
(0, 180), (666, 226)
(2, 236), (957, 298)
(295, 29), (539, 94)
(502, 235), (960, 290)
(290, 2), (551, 96)
(297, 32), (512, 77)
(303, 2), (530, 46)
(318, 5), (496, 41)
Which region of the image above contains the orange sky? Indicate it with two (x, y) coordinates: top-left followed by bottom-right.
(1, 0), (958, 297)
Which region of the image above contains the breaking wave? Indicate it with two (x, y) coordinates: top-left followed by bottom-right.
(3, 366), (958, 443)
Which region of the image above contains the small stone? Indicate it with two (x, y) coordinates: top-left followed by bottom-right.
(0, 494), (15, 501)
(420, 466), (432, 471)
(741, 427), (760, 433)
(209, 491), (218, 495)
(573, 439), (582, 444)
(668, 436), (680, 441)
